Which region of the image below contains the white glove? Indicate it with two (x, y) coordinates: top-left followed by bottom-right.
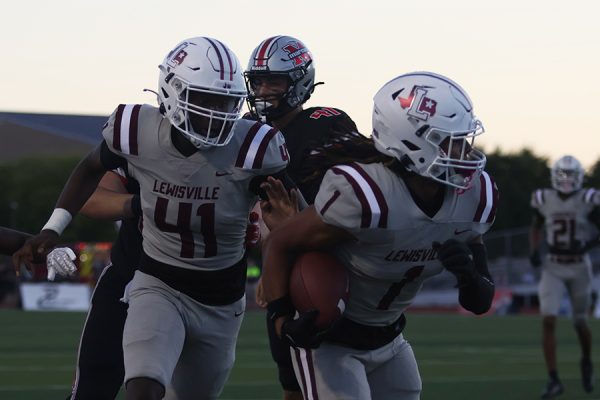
(46, 247), (77, 281)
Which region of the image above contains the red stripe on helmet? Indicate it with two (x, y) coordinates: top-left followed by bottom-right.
(215, 39), (234, 81)
(255, 36), (278, 66)
(204, 37), (225, 80)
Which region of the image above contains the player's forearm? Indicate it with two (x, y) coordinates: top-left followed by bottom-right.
(54, 147), (108, 218)
(0, 227), (31, 256)
(80, 188), (135, 220)
(529, 227), (542, 251)
(459, 243), (494, 315)
(458, 275), (494, 315)
(261, 235), (294, 302)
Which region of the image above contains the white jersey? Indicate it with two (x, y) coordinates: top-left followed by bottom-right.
(102, 104), (288, 270)
(314, 162), (498, 326)
(530, 188), (600, 250)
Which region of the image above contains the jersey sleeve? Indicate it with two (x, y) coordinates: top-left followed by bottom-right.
(530, 189), (546, 209)
(470, 171), (499, 236)
(101, 104), (144, 158)
(314, 167), (363, 232)
(234, 122), (289, 175)
(583, 188), (600, 206)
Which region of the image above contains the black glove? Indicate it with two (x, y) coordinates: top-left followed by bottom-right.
(529, 250), (542, 268)
(281, 310), (328, 349)
(435, 239), (477, 287)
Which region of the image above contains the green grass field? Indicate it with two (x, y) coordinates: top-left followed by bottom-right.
(0, 310), (598, 400)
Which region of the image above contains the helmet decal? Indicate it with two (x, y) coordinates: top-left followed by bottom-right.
(282, 41), (312, 66)
(397, 86), (438, 121)
(166, 43), (190, 68)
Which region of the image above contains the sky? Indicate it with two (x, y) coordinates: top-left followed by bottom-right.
(3, 0), (600, 167)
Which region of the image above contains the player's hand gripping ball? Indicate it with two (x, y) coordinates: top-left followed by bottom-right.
(289, 251), (349, 329)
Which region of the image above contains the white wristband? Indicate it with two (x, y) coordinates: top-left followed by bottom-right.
(42, 208), (73, 235)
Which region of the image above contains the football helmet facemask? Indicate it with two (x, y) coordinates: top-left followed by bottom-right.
(372, 72), (486, 189)
(157, 37), (247, 149)
(551, 155), (584, 194)
(245, 35), (316, 123)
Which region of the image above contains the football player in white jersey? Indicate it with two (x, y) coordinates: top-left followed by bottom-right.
(13, 37), (297, 400)
(530, 155), (599, 398)
(261, 72), (497, 400)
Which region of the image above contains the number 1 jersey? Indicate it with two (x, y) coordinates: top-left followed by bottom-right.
(314, 162), (498, 326)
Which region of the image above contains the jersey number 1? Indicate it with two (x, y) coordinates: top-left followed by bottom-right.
(154, 197), (217, 258)
(377, 265), (425, 310)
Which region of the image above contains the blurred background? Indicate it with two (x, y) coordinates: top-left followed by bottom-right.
(2, 0), (600, 399)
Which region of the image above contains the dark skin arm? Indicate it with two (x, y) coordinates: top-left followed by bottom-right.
(262, 205), (354, 336)
(12, 144), (109, 269)
(0, 227), (31, 256)
(80, 171), (135, 220)
(529, 212), (545, 255)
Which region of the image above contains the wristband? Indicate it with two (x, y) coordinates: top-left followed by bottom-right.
(42, 208), (72, 235)
(266, 295), (295, 321)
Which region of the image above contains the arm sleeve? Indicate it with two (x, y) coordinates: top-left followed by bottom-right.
(457, 243), (495, 315)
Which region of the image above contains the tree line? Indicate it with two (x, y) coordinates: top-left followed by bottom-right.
(1, 149), (599, 242)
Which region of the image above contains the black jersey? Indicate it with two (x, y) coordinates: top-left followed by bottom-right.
(280, 107), (358, 203)
(109, 168), (142, 280)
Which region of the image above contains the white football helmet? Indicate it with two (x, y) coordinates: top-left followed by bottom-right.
(245, 35), (316, 122)
(372, 72), (486, 189)
(551, 155), (584, 194)
(157, 37), (247, 148)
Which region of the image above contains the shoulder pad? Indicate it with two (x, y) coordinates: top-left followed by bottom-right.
(102, 104), (157, 156)
(583, 188), (600, 205)
(530, 188), (546, 208)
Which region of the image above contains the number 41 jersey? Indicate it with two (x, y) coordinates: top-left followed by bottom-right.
(102, 104), (288, 271)
(314, 162), (498, 326)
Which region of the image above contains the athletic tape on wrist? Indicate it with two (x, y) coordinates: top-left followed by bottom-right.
(42, 208), (72, 235)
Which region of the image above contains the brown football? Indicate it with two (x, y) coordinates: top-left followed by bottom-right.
(289, 251), (349, 328)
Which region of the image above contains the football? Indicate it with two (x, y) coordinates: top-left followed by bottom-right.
(289, 251), (349, 328)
